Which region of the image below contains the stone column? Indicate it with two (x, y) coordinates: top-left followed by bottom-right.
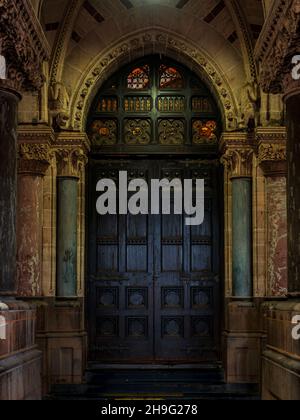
(17, 142), (52, 297)
(257, 128), (288, 297)
(221, 133), (261, 384)
(0, 85), (20, 295)
(284, 85), (300, 295)
(55, 148), (87, 297)
(221, 134), (254, 298)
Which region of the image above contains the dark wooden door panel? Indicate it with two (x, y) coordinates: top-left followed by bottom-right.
(88, 159), (220, 363)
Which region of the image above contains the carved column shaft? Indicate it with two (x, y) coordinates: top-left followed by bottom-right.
(16, 143), (52, 297)
(0, 87), (20, 295)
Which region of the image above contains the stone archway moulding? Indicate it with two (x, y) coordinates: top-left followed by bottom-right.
(68, 29), (240, 132)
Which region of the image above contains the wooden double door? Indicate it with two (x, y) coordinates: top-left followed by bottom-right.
(88, 159), (221, 363)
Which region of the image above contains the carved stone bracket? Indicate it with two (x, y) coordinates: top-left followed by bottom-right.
(0, 0), (50, 92)
(220, 132), (254, 178)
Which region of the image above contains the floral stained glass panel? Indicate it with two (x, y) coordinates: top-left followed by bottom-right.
(127, 65), (150, 89)
(160, 65), (183, 89)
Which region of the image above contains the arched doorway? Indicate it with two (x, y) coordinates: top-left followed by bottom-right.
(86, 56), (223, 365)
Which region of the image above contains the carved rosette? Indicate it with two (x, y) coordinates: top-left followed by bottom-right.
(18, 143), (53, 176)
(55, 148), (88, 179)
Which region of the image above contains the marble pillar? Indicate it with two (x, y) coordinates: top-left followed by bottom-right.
(55, 147), (87, 297)
(57, 177), (78, 297)
(257, 129), (288, 297)
(17, 146), (51, 297)
(232, 178), (253, 297)
(286, 94), (300, 295)
(222, 138), (254, 298)
(0, 87), (20, 295)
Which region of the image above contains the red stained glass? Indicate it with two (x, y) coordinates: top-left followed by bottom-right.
(160, 65), (183, 89)
(127, 65), (150, 89)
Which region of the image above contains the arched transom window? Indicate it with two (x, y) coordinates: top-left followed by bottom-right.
(88, 56), (220, 150)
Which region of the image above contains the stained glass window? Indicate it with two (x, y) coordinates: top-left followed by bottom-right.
(159, 65), (183, 89)
(127, 65), (150, 89)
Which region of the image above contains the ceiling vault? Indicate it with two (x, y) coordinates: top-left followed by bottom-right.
(224, 0), (258, 82)
(50, 0), (84, 85)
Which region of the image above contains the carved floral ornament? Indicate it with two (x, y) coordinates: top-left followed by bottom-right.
(0, 0), (49, 91)
(55, 148), (88, 178)
(69, 31), (238, 132)
(258, 143), (287, 163)
(18, 143), (53, 175)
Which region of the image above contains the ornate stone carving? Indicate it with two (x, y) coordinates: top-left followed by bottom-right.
(255, 0), (300, 95)
(55, 148), (88, 178)
(258, 144), (287, 163)
(18, 143), (53, 176)
(256, 127), (287, 175)
(221, 149), (253, 178)
(220, 132), (254, 177)
(238, 82), (260, 130)
(49, 82), (71, 130)
(0, 0), (49, 91)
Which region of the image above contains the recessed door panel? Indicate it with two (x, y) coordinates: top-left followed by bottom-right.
(88, 160), (220, 363)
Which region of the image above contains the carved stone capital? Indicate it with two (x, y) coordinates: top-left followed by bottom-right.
(55, 148), (88, 178)
(18, 143), (53, 176)
(0, 0), (50, 92)
(220, 132), (254, 178)
(221, 149), (254, 178)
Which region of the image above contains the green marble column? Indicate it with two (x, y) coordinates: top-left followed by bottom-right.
(232, 178), (253, 297)
(57, 177), (78, 297)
